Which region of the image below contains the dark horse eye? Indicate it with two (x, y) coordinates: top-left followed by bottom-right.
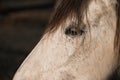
(65, 27), (78, 36)
(65, 24), (85, 37)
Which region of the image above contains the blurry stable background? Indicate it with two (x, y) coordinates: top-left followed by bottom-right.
(0, 0), (56, 80)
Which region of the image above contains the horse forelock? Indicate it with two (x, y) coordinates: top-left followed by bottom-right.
(44, 0), (90, 33)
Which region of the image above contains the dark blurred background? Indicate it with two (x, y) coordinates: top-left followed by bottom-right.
(0, 0), (56, 80)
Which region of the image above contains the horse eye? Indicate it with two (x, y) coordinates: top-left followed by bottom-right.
(65, 27), (78, 36)
(65, 25), (85, 37)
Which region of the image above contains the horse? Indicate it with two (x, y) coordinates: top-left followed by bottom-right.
(13, 0), (120, 80)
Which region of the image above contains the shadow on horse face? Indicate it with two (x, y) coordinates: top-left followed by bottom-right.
(13, 0), (120, 80)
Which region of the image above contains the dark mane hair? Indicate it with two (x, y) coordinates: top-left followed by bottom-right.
(45, 0), (90, 33)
